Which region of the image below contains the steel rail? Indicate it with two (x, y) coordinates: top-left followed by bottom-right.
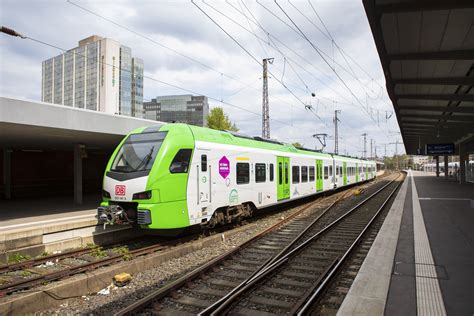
(0, 239), (184, 296)
(203, 173), (401, 315)
(295, 176), (402, 314)
(114, 192), (341, 316)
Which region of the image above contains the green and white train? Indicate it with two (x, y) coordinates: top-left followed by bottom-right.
(98, 124), (376, 234)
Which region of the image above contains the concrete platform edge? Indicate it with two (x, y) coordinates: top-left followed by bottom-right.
(337, 175), (409, 315)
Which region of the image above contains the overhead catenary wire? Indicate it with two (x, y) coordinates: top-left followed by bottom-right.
(67, 0), (307, 116)
(272, 1), (392, 139)
(191, 0), (330, 127)
(23, 34), (299, 132)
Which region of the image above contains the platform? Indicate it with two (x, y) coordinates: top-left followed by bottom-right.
(338, 170), (473, 315)
(0, 195), (136, 262)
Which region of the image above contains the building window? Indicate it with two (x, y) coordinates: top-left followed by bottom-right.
(255, 163), (266, 183)
(292, 166), (300, 184)
(270, 163), (274, 182)
(237, 163), (250, 184)
(309, 166), (315, 182)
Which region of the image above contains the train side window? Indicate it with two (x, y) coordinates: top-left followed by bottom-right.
(309, 166), (315, 181)
(340, 166), (343, 175)
(270, 163), (274, 182)
(285, 163), (289, 184)
(169, 149), (193, 173)
(329, 165), (333, 177)
(292, 166), (300, 183)
(324, 166), (328, 179)
(336, 165), (339, 175)
(278, 163), (282, 185)
(236, 163), (250, 184)
(201, 154), (207, 172)
(255, 163), (266, 183)
(301, 166), (308, 183)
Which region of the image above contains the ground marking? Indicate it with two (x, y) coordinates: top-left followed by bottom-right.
(410, 170), (447, 316)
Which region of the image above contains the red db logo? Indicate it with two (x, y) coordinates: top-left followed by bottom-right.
(115, 185), (126, 196)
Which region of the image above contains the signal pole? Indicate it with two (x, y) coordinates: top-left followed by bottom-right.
(333, 110), (341, 154)
(361, 133), (367, 158)
(262, 58), (274, 139)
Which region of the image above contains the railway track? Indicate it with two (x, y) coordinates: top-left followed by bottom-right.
(0, 180), (350, 298)
(114, 173), (402, 315)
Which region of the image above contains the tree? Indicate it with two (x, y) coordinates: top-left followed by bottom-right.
(206, 107), (239, 131)
(292, 142), (304, 149)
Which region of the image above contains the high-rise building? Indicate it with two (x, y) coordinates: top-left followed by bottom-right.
(144, 95), (209, 126)
(41, 35), (143, 117)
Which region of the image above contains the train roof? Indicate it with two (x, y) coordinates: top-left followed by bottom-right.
(133, 124), (375, 163)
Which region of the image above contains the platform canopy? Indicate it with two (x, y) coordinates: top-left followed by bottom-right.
(363, 0), (474, 154)
(0, 97), (162, 150)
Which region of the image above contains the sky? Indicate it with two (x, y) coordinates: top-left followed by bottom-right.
(0, 0), (404, 157)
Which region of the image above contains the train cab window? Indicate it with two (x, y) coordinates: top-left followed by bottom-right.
(324, 166), (329, 179)
(255, 163), (266, 183)
(285, 163), (289, 184)
(309, 166), (315, 181)
(236, 163), (250, 184)
(292, 166), (300, 183)
(270, 163), (274, 182)
(169, 149), (193, 173)
(301, 166), (308, 183)
(278, 163), (282, 185)
(201, 155), (207, 172)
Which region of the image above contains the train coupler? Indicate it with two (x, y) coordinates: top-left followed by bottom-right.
(97, 205), (133, 229)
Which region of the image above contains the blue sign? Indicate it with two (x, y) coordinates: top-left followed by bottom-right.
(426, 143), (455, 155)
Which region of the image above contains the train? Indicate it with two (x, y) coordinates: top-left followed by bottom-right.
(97, 123), (376, 235)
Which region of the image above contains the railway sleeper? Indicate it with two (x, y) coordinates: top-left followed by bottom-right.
(249, 295), (295, 310)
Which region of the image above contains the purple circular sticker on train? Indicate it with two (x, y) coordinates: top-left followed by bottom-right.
(219, 156), (230, 179)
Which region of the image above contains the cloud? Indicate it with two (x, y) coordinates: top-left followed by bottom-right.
(0, 0), (403, 156)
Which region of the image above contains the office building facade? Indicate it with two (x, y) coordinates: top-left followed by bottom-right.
(144, 95), (209, 126)
(41, 35), (143, 117)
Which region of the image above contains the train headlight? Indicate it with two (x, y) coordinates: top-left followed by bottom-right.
(133, 190), (152, 200)
(102, 190), (111, 199)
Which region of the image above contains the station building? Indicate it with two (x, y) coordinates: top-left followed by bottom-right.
(41, 35), (144, 118)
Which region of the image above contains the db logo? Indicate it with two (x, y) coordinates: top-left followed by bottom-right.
(115, 185), (126, 196)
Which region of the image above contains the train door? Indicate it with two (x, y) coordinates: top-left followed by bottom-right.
(277, 156), (290, 200)
(197, 152), (210, 206)
(356, 163), (359, 182)
(316, 160), (323, 192)
(343, 162), (347, 185)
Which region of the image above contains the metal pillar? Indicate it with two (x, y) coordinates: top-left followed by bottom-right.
(262, 58), (274, 139)
(435, 156), (440, 177)
(3, 148), (12, 199)
(74, 144), (84, 205)
(334, 110), (341, 154)
(444, 155), (449, 178)
(459, 143), (467, 184)
(364, 134), (367, 159)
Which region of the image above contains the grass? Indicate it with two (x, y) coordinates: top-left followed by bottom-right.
(8, 253), (32, 264)
(111, 246), (133, 261)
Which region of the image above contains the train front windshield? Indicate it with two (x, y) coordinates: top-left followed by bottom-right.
(111, 132), (167, 173)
